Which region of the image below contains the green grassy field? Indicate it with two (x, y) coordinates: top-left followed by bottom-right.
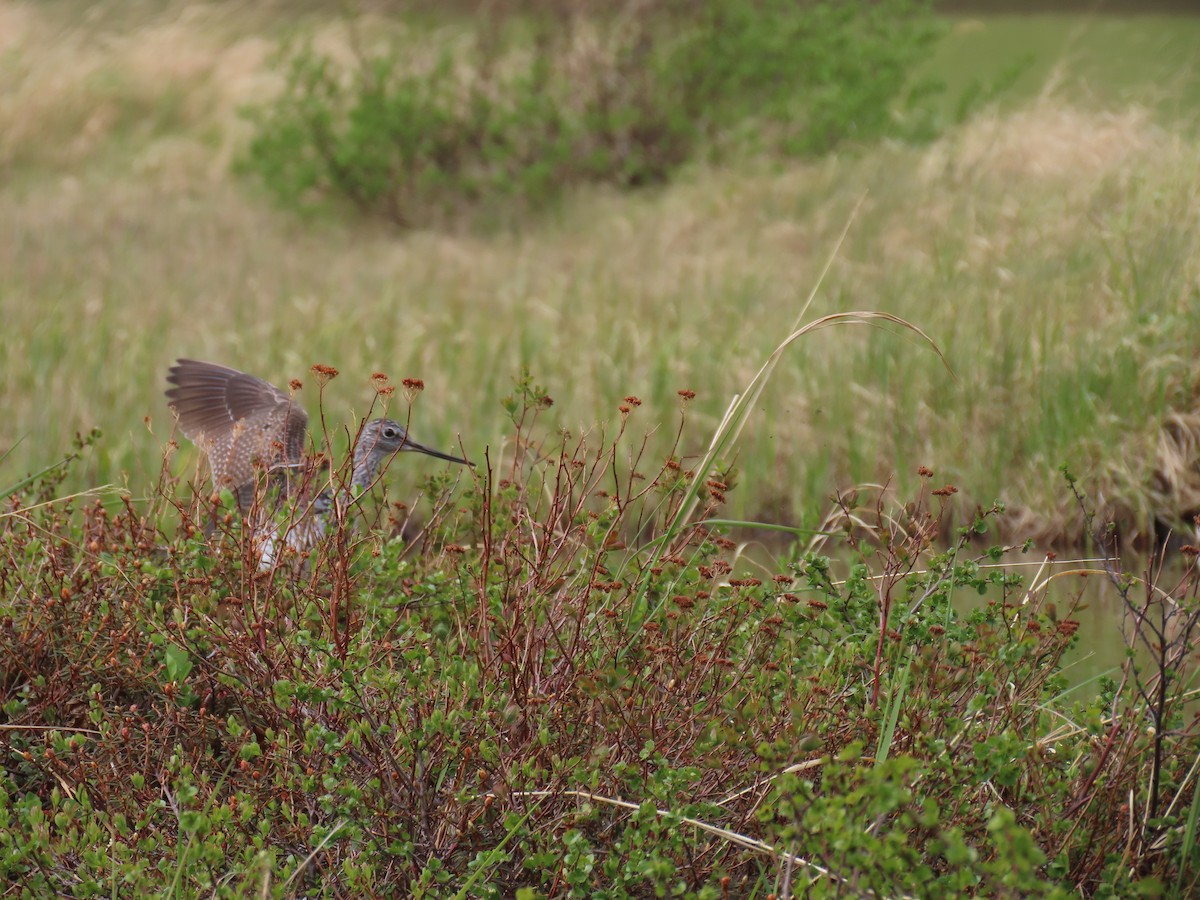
(3, 3), (1200, 549)
(927, 13), (1200, 118)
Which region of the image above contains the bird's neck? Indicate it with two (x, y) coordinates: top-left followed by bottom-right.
(351, 444), (384, 492)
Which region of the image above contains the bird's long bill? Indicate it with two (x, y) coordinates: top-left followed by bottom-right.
(401, 435), (472, 466)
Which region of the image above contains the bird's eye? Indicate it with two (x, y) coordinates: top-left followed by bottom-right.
(382, 427), (398, 439)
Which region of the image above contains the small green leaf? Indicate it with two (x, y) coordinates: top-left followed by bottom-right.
(164, 644), (193, 683)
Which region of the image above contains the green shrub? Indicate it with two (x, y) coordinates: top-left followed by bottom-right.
(241, 0), (950, 228)
(2, 383), (1197, 895)
(670, 0), (946, 154)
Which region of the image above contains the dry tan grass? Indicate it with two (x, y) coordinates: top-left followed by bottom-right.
(1148, 411), (1200, 535)
(0, 1), (278, 174)
(0, 2), (36, 53)
(921, 102), (1165, 183)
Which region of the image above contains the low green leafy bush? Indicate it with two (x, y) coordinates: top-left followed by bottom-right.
(241, 0), (952, 227)
(672, 0), (946, 154)
(1, 373), (1197, 896)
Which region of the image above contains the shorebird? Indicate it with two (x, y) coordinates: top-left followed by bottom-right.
(165, 358), (470, 567)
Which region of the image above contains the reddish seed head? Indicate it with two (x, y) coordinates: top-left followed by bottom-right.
(402, 378), (424, 403)
(624, 395), (642, 406)
(371, 372), (389, 386)
(377, 385), (395, 398)
(677, 389), (696, 401)
(917, 465), (933, 477)
(310, 364), (338, 384)
(932, 484), (958, 497)
(619, 405), (631, 415)
(289, 379), (303, 392)
(1181, 545), (1199, 557)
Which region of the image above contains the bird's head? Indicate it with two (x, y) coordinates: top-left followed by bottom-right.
(354, 418), (471, 475)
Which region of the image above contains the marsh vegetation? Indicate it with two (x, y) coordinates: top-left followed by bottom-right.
(2, 1), (1200, 895)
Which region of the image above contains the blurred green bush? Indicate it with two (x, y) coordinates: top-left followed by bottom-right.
(242, 0), (947, 227)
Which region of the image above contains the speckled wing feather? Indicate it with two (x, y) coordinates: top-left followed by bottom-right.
(165, 359), (309, 511)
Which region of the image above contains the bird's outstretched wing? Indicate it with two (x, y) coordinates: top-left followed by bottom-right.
(165, 359), (309, 511)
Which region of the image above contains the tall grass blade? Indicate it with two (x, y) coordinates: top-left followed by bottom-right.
(1176, 767), (1200, 895)
(876, 658), (911, 765)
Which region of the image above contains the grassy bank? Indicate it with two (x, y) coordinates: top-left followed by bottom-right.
(3, 3), (1200, 547)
